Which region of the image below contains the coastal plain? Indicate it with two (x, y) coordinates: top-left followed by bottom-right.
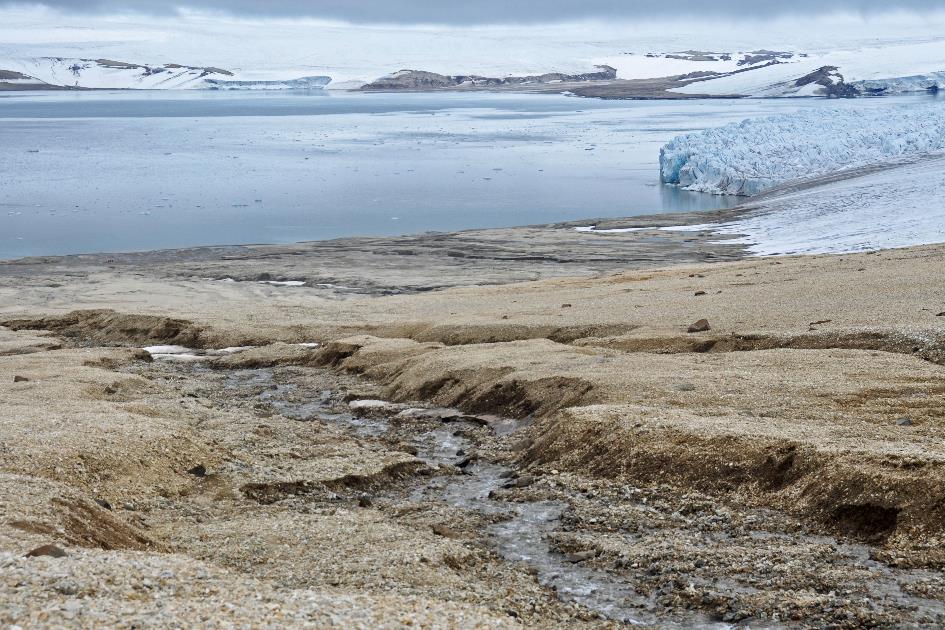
(2, 210), (945, 627)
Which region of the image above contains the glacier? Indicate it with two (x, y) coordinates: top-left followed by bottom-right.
(204, 76), (331, 90)
(703, 155), (945, 255)
(659, 103), (945, 196)
(580, 155), (945, 256)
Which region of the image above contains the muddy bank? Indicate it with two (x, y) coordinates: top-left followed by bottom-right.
(0, 206), (748, 298)
(5, 331), (945, 627)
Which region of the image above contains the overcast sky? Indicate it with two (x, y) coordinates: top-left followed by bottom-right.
(5, 0), (943, 23)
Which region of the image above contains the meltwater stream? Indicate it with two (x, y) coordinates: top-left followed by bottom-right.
(217, 366), (720, 626)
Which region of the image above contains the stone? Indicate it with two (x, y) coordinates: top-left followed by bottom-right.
(13, 375), (29, 383)
(187, 464), (207, 477)
(694, 291), (707, 296)
(503, 474), (535, 489)
(54, 580), (79, 596)
(25, 544), (67, 558)
(897, 417), (914, 427)
(358, 496), (373, 508)
(564, 550), (598, 563)
(95, 498), (113, 510)
(687, 319), (711, 333)
(431, 524), (461, 539)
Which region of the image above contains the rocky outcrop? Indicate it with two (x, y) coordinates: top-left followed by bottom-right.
(794, 66), (859, 98)
(361, 65), (617, 91)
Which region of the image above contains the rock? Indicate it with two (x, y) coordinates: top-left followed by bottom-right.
(694, 291), (707, 296)
(687, 319), (711, 333)
(456, 456), (473, 469)
(503, 474), (535, 489)
(937, 312), (945, 317)
(561, 304), (573, 309)
(897, 417), (914, 427)
(25, 544), (67, 558)
(398, 443), (419, 456)
(132, 349), (154, 363)
(95, 498), (113, 510)
(13, 375), (29, 383)
(431, 524), (461, 539)
(674, 383), (696, 392)
(54, 580), (79, 596)
(350, 399), (406, 417)
(358, 496), (373, 508)
(564, 550), (598, 563)
(187, 464), (207, 477)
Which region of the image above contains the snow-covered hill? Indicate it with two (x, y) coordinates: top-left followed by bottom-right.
(0, 57), (234, 89)
(660, 104), (945, 195)
(0, 57), (332, 90)
(668, 40), (945, 97)
(2, 8), (945, 96)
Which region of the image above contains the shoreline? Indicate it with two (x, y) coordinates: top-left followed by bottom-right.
(1, 204), (753, 297)
(3, 156), (945, 625)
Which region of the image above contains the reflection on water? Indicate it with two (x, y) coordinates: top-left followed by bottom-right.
(659, 183), (741, 213)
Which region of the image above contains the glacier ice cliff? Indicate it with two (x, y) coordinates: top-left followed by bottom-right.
(660, 104), (945, 195)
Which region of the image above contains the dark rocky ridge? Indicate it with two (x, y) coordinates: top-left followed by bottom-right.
(361, 65), (617, 91)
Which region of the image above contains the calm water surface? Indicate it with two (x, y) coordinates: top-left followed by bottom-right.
(0, 90), (926, 258)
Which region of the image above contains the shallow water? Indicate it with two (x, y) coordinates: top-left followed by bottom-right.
(4, 90), (926, 259)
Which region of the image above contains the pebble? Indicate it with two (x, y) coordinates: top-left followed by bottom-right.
(431, 524), (461, 539)
(25, 544), (67, 559)
(687, 319), (711, 333)
(564, 550), (597, 563)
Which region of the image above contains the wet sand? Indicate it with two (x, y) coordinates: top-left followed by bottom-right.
(2, 201), (945, 627)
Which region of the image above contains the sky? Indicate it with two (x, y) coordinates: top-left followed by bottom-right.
(3, 0), (944, 23)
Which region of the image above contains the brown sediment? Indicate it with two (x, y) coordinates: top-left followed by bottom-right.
(2, 219), (945, 625)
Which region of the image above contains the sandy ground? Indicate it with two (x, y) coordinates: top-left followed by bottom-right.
(1, 216), (945, 626)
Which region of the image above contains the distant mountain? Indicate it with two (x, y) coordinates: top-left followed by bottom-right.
(0, 57), (330, 91)
(3, 39), (944, 98)
(660, 41), (945, 98)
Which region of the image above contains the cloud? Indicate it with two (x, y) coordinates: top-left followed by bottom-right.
(6, 0), (944, 23)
